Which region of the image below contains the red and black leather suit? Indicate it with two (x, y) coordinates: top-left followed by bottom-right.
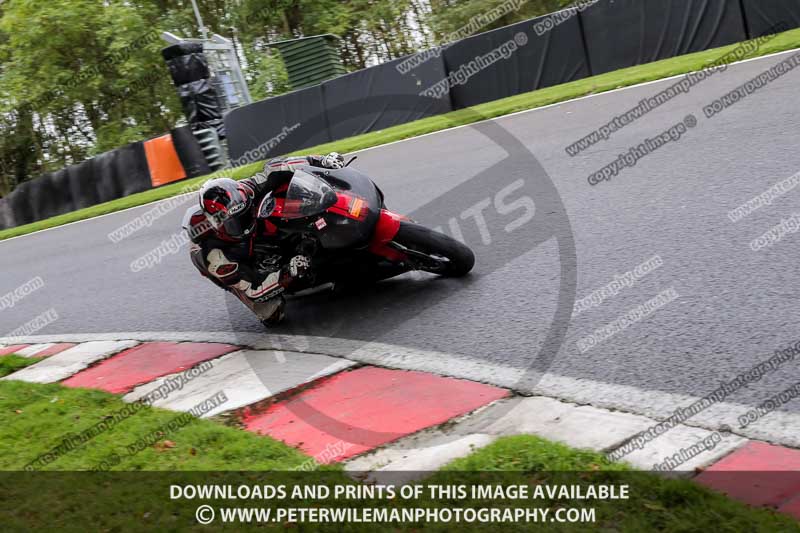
(187, 154), (343, 302)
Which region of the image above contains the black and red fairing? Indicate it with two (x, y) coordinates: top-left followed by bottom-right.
(259, 168), (377, 249)
(258, 167), (408, 260)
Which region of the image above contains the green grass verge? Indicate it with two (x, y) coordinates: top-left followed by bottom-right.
(0, 355), (43, 378)
(2, 28), (799, 242)
(0, 381), (796, 530)
(437, 435), (799, 531)
(0, 380), (322, 471)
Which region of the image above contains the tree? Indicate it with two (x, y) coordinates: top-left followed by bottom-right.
(426, 0), (575, 42)
(0, 0), (188, 194)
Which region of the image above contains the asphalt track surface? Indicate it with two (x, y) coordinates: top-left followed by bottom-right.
(3, 50), (800, 419)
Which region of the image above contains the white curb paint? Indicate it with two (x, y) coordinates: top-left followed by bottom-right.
(346, 433), (497, 484)
(466, 397), (657, 452)
(15, 343), (56, 357)
(2, 340), (138, 383)
(124, 349), (355, 417)
(621, 426), (747, 474)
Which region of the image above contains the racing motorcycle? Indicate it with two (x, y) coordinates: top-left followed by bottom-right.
(183, 161), (475, 327)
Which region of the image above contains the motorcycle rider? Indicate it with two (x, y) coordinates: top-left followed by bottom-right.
(186, 152), (345, 322)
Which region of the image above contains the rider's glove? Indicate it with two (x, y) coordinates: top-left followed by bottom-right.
(321, 152), (345, 169)
(288, 255), (311, 278)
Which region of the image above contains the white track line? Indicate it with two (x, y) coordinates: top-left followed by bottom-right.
(2, 46), (798, 245)
(4, 331), (799, 448)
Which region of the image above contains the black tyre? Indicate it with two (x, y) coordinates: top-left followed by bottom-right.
(393, 222), (475, 277)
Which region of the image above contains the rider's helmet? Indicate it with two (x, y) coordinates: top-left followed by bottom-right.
(199, 178), (255, 240)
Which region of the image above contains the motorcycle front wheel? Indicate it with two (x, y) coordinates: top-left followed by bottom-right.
(391, 222), (475, 277)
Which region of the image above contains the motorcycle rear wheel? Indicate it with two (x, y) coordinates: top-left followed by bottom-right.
(392, 222), (475, 277)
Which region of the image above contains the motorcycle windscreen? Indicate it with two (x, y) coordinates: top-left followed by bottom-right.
(282, 170), (338, 219)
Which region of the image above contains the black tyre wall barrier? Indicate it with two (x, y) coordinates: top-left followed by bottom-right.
(0, 121), (257, 230)
(579, 0), (747, 76)
(26, 171), (66, 222)
(178, 79), (223, 124)
(442, 14), (590, 109)
(0, 198), (11, 230)
(166, 53), (211, 86)
(49, 168), (75, 216)
(6, 179), (36, 227)
(1, 130), (206, 230)
(741, 0), (800, 38)
(112, 142), (152, 197)
(161, 42), (204, 61)
(162, 42), (223, 134)
(66, 159), (98, 211)
(171, 125), (212, 178)
(4, 141), (152, 228)
(92, 150), (124, 205)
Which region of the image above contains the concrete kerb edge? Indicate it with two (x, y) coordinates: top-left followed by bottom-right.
(3, 333), (800, 459)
